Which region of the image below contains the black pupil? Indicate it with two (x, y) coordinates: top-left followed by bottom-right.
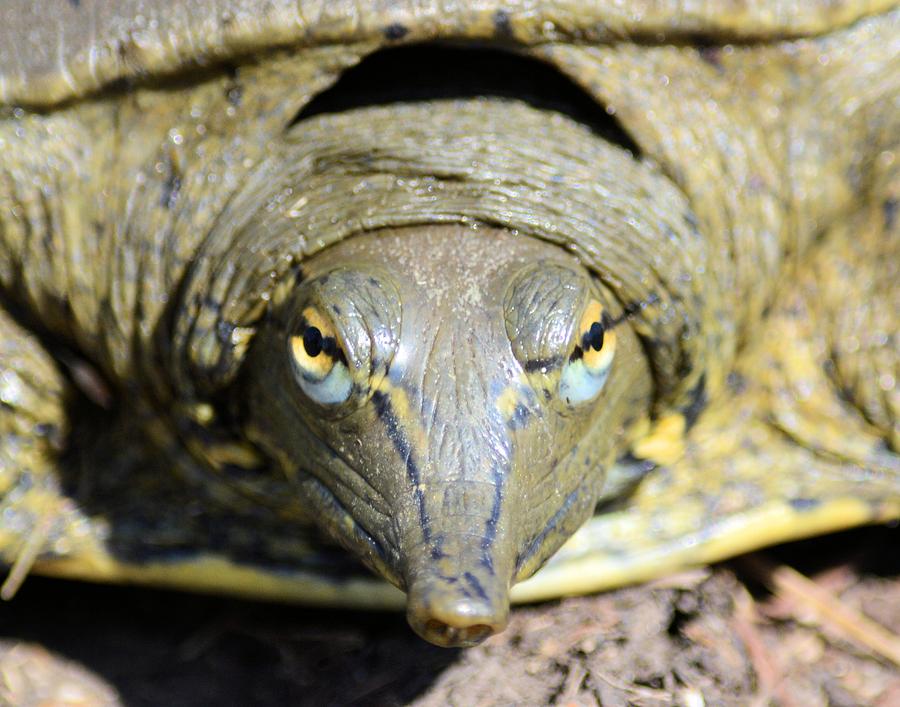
(587, 322), (604, 351)
(303, 326), (324, 357)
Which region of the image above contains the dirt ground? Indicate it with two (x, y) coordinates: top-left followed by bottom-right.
(0, 525), (897, 707)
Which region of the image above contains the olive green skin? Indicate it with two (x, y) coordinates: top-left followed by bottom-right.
(0, 1), (898, 648)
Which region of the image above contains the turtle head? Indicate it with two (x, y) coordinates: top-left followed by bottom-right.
(245, 224), (651, 646)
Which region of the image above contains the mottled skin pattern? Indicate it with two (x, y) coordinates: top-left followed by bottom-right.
(0, 0), (898, 647)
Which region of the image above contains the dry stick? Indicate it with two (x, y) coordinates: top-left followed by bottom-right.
(1, 504), (55, 600)
(592, 670), (673, 704)
(738, 554), (900, 667)
(558, 664), (588, 703)
(730, 583), (797, 707)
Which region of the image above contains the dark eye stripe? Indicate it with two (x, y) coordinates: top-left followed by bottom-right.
(580, 321), (604, 352)
(523, 355), (563, 373)
(303, 326), (324, 357)
(587, 322), (604, 351)
(299, 318), (345, 364)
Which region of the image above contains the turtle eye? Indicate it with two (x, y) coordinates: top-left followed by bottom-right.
(559, 299), (616, 406)
(289, 306), (352, 405)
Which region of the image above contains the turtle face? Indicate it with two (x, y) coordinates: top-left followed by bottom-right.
(245, 225), (651, 646)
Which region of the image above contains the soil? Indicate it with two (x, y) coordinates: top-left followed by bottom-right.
(1, 526), (897, 706)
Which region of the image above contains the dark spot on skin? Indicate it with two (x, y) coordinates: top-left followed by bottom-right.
(161, 170), (181, 210)
(33, 422), (59, 439)
(698, 46), (723, 70)
(789, 497), (821, 511)
(430, 545), (446, 561)
(680, 373), (707, 428)
(493, 9), (513, 38)
(683, 211), (701, 236)
(507, 403), (530, 430)
(383, 23), (409, 41)
(331, 304), (342, 315)
(292, 264), (305, 285)
(884, 199), (897, 231)
(226, 84), (243, 107)
(464, 572), (490, 602)
(215, 319), (235, 344)
(368, 277), (379, 287)
(200, 295), (223, 314)
(68, 0), (80, 7)
(40, 215), (54, 253)
(523, 356), (562, 373)
(372, 390), (432, 543)
(726, 371), (747, 395)
(675, 350), (695, 379)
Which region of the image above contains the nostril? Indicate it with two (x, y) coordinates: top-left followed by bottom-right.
(403, 539), (513, 648)
(406, 584), (509, 647)
(423, 619), (495, 647)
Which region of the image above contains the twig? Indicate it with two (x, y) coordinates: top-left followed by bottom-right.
(738, 554), (900, 667)
(730, 584), (797, 707)
(592, 670), (673, 704)
(1, 505), (55, 600)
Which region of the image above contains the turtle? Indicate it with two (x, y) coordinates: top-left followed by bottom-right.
(0, 0), (897, 651)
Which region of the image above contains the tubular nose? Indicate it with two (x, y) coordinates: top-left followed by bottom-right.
(405, 574), (510, 648)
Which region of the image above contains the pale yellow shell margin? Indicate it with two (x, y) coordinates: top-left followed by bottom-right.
(513, 496), (900, 602)
(29, 494), (898, 609)
(1, 0), (896, 107)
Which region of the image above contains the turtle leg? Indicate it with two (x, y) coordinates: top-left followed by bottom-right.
(0, 305), (135, 703)
(0, 303), (106, 598)
(514, 171), (900, 601)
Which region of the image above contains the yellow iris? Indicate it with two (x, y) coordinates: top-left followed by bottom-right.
(576, 300), (616, 374)
(559, 298), (617, 406)
(290, 307), (339, 382)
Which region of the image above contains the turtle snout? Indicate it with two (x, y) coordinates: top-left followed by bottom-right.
(405, 569), (509, 647)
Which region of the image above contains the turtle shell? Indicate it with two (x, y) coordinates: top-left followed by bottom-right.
(0, 0), (897, 631)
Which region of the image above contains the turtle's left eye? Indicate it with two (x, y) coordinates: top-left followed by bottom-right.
(290, 306), (353, 405)
(559, 299), (616, 405)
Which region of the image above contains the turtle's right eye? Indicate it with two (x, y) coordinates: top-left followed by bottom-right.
(290, 306), (353, 405)
(559, 299), (616, 406)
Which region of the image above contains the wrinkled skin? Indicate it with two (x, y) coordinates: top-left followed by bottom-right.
(243, 226), (651, 644)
